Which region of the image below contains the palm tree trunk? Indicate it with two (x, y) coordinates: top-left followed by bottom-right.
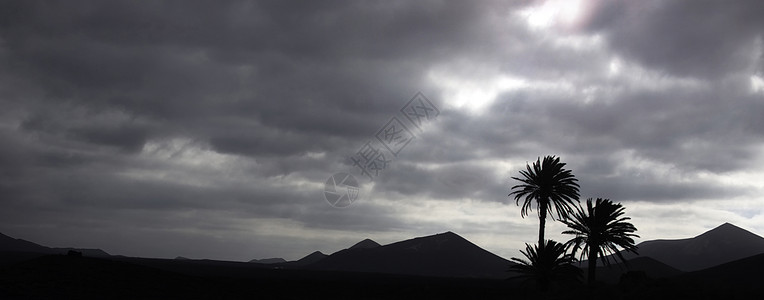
(587, 243), (597, 286)
(538, 205), (547, 246)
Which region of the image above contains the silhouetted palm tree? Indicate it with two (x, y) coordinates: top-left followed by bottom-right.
(561, 198), (639, 286)
(511, 240), (582, 291)
(510, 156), (580, 246)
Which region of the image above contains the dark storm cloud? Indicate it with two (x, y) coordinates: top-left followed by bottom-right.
(587, 0), (764, 79)
(548, 81), (764, 173)
(0, 0), (495, 157)
(370, 82), (757, 204)
(0, 0), (507, 130)
(21, 110), (151, 153)
(386, 59), (764, 204)
(398, 101), (550, 166)
(370, 161), (495, 200)
(0, 1), (528, 202)
(466, 81), (763, 202)
(0, 0), (528, 253)
(3, 0), (764, 260)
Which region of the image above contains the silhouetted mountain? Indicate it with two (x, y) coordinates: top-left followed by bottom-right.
(680, 252), (764, 287)
(626, 223), (764, 271)
(52, 247), (111, 257)
(174, 256), (191, 260)
(309, 231), (513, 279)
(286, 250), (327, 267)
(592, 256), (683, 283)
(0, 232), (112, 260)
(249, 257), (287, 264)
(0, 232), (51, 253)
(349, 238), (381, 249)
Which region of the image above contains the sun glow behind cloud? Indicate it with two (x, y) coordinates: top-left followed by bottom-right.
(428, 69), (527, 115)
(519, 0), (586, 30)
(751, 75), (764, 93)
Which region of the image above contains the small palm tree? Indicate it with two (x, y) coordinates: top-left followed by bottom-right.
(561, 198), (639, 285)
(510, 156), (580, 246)
(511, 240), (582, 291)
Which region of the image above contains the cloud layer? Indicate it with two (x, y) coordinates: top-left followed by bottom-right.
(1, 0), (763, 260)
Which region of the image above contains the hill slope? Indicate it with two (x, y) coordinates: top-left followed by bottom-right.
(0, 232), (51, 253)
(592, 256), (683, 283)
(285, 251), (328, 267)
(626, 223), (764, 271)
(0, 232), (111, 258)
(249, 257), (287, 264)
(349, 238), (381, 250)
(680, 252), (764, 286)
(309, 231), (513, 279)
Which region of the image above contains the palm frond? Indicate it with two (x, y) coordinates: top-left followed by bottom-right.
(561, 198), (640, 267)
(509, 156), (580, 220)
(510, 240), (582, 290)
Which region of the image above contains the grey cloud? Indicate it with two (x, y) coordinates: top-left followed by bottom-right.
(587, 0), (764, 79)
(550, 86), (764, 173)
(2, 0), (764, 261)
(366, 157), (510, 204)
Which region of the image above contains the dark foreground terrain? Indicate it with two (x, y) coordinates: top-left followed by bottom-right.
(2, 225), (764, 299)
(0, 253), (763, 300)
(0, 254), (512, 300)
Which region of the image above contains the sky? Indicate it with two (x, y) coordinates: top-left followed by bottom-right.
(1, 0), (764, 262)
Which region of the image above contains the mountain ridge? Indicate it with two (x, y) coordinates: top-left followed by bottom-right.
(308, 231), (513, 279)
(349, 238), (381, 250)
(285, 250), (328, 267)
(0, 232), (110, 258)
(249, 257), (287, 264)
(3, 222), (764, 278)
(624, 223), (764, 271)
